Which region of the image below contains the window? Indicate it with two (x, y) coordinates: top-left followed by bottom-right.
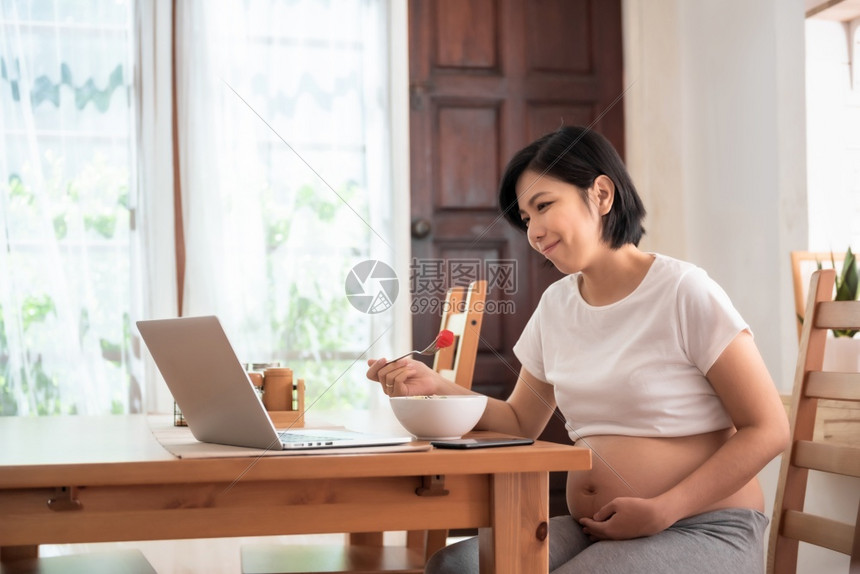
(805, 15), (860, 250)
(175, 0), (395, 411)
(1, 0), (398, 416)
(0, 1), (137, 415)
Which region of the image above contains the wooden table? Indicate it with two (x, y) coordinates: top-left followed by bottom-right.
(0, 415), (590, 573)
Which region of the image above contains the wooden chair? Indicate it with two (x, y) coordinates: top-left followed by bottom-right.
(241, 280), (487, 574)
(431, 279), (486, 387)
(0, 548), (155, 574)
(790, 251), (846, 339)
(767, 269), (860, 573)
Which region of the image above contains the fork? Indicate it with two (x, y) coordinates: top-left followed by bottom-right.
(390, 329), (454, 362)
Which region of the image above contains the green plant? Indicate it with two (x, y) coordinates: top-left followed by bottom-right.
(820, 247), (858, 338)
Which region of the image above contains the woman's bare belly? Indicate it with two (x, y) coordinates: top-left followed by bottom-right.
(568, 429), (764, 521)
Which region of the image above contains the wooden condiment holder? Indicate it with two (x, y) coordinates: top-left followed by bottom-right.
(262, 367), (305, 428)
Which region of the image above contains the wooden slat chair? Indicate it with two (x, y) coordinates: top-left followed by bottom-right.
(431, 279), (486, 387)
(790, 251), (846, 339)
(768, 269), (860, 573)
(0, 548), (155, 574)
(241, 280), (487, 574)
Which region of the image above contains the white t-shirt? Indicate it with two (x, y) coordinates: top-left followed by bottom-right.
(513, 254), (748, 440)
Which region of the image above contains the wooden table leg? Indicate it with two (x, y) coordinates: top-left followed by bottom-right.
(479, 471), (549, 574)
(1, 545), (38, 563)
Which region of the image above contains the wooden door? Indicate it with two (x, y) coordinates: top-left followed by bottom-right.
(409, 0), (624, 517)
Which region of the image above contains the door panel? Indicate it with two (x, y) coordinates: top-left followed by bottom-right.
(526, 0), (591, 73)
(437, 105), (500, 209)
(435, 0), (497, 68)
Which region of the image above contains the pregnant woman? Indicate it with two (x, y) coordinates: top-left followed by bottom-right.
(366, 126), (789, 574)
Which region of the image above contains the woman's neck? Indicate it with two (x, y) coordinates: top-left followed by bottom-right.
(578, 246), (655, 306)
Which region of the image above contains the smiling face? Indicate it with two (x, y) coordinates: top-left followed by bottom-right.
(515, 169), (614, 275)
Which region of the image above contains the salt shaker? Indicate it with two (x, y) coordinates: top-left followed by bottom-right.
(262, 367), (293, 411)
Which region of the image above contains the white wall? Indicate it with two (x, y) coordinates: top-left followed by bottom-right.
(623, 0), (808, 395)
(623, 3), (856, 573)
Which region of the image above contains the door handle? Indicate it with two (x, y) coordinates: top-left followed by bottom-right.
(411, 218), (432, 239)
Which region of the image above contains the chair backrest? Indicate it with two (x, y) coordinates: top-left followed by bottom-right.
(432, 280), (486, 390)
(768, 269), (860, 574)
(790, 251), (846, 339)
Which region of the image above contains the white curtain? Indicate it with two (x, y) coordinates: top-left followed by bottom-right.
(134, 0), (179, 414)
(175, 0), (271, 351)
(0, 1), (139, 415)
(0, 0), (401, 417)
(173, 0), (396, 412)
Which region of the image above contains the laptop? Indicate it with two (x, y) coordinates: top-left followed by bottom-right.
(136, 316), (412, 450)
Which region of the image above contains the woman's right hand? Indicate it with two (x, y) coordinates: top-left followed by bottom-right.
(366, 357), (458, 397)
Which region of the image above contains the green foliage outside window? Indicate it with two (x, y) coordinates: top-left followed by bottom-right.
(2, 3), (384, 416)
(0, 155), (132, 415)
(2, 153), (376, 415)
(264, 180), (375, 411)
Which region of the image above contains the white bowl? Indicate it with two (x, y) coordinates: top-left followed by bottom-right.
(389, 395), (488, 440)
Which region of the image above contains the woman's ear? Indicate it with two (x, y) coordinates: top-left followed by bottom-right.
(592, 175), (615, 216)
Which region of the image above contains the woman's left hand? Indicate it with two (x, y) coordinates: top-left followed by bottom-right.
(578, 497), (674, 540)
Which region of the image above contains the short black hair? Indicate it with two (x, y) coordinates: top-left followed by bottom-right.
(498, 126), (646, 248)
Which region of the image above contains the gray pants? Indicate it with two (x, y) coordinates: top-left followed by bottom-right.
(425, 508), (768, 574)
